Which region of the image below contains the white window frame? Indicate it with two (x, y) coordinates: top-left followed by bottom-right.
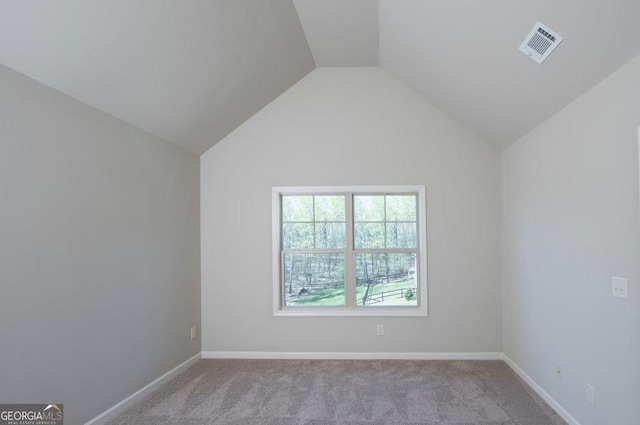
(272, 185), (428, 317)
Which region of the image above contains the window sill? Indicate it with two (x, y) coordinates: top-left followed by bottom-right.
(274, 306), (428, 317)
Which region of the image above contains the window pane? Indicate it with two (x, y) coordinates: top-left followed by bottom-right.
(386, 195), (417, 221)
(386, 222), (417, 248)
(283, 253), (345, 306)
(354, 223), (385, 249)
(282, 196), (313, 222)
(283, 223), (313, 249)
(314, 195), (345, 222)
(354, 195), (384, 222)
(355, 252), (417, 306)
(315, 223), (346, 249)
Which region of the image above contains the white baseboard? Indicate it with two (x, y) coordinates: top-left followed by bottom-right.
(84, 352), (201, 425)
(201, 351), (503, 360)
(502, 354), (580, 425)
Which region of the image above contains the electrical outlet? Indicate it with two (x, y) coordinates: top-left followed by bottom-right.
(612, 277), (628, 299)
(555, 364), (562, 381)
(586, 383), (595, 406)
(190, 326), (197, 340)
(376, 324), (384, 336)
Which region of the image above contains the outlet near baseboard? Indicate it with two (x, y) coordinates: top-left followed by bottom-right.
(190, 326), (197, 340)
(586, 383), (595, 406)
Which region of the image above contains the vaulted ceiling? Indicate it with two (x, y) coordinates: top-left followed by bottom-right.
(1, 0), (640, 154)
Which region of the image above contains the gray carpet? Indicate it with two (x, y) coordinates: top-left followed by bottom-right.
(107, 359), (567, 425)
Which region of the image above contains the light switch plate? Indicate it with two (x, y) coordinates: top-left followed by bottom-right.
(612, 277), (628, 300)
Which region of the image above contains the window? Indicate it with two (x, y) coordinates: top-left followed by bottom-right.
(272, 186), (427, 316)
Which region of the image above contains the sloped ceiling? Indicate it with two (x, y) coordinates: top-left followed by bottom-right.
(378, 0), (640, 150)
(0, 0), (314, 155)
(1, 1), (640, 153)
(293, 0), (378, 66)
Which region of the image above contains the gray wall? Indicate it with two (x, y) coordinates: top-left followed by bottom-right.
(0, 65), (200, 425)
(201, 67), (502, 354)
(501, 53), (640, 425)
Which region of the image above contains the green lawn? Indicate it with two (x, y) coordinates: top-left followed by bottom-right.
(286, 278), (416, 306)
(286, 286), (346, 306)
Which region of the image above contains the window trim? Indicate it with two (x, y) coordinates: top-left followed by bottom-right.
(272, 185), (428, 317)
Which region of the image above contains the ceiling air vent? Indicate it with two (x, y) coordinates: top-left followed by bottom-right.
(519, 21), (563, 64)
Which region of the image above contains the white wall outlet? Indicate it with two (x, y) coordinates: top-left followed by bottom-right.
(190, 326), (197, 340)
(376, 324), (384, 336)
(586, 383), (595, 406)
(612, 277), (628, 299)
(555, 364), (563, 381)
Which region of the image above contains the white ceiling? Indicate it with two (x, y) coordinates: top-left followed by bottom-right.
(1, 1), (640, 153)
(0, 0), (314, 155)
(378, 0), (640, 150)
(293, 0), (378, 66)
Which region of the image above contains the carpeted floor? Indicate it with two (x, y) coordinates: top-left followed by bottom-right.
(107, 359), (567, 425)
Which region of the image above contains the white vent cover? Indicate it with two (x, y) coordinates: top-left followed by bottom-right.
(519, 21), (563, 64)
